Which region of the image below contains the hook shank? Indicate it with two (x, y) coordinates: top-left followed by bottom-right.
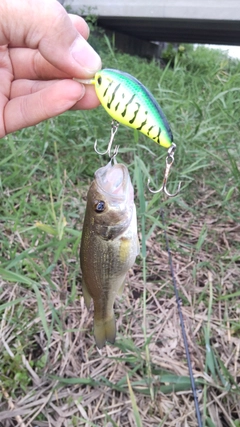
(94, 120), (119, 159)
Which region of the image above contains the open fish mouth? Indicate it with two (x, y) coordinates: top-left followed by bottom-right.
(95, 161), (131, 199)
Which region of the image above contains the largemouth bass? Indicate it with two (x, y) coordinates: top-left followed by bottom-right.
(80, 160), (139, 349)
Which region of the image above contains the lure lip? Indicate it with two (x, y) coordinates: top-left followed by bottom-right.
(73, 77), (95, 85)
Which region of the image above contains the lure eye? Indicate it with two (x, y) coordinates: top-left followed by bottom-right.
(97, 76), (102, 85)
(95, 200), (105, 213)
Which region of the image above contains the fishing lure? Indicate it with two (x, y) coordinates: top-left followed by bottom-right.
(92, 69), (173, 149)
(75, 69), (173, 148)
(75, 69), (180, 197)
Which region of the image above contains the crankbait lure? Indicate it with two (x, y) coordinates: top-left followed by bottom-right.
(75, 69), (173, 148)
(92, 69), (173, 148)
(74, 69), (181, 196)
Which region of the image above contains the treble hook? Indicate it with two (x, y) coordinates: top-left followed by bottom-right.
(94, 120), (119, 158)
(147, 143), (181, 197)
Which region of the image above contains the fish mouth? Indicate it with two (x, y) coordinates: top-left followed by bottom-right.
(95, 160), (132, 201)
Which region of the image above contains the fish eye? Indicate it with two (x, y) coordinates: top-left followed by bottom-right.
(95, 200), (105, 213)
(97, 76), (102, 85)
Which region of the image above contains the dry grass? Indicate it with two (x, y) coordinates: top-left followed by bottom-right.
(1, 186), (239, 427)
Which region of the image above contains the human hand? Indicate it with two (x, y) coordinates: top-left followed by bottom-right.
(0, 0), (102, 138)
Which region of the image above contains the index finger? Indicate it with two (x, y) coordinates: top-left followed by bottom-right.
(9, 13), (94, 80)
(9, 47), (72, 80)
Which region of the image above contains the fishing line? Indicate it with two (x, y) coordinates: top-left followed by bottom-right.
(160, 209), (203, 427)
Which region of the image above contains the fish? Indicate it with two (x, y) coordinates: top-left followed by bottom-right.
(93, 68), (173, 148)
(80, 159), (139, 349)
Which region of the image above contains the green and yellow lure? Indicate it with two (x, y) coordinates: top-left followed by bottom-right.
(92, 69), (173, 149)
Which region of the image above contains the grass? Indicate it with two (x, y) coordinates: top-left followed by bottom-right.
(0, 34), (240, 427)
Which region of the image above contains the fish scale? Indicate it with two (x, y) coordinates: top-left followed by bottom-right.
(93, 68), (173, 148)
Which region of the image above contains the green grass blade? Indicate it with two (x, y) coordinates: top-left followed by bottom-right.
(127, 375), (143, 427)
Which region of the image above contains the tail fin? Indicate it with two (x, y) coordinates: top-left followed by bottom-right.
(94, 315), (116, 349)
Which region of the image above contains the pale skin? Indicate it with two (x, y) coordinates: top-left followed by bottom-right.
(0, 0), (102, 138)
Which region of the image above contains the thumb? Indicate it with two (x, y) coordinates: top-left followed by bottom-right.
(0, 0), (101, 77)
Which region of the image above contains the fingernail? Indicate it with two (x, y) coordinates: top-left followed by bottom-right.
(71, 37), (101, 74)
(76, 83), (86, 100)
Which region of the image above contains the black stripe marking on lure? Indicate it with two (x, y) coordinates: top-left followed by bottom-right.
(129, 103), (140, 124)
(121, 94), (135, 118)
(103, 81), (113, 98)
(147, 125), (153, 136)
(107, 83), (121, 109)
(136, 110), (148, 131)
(115, 92), (125, 111)
(153, 128), (161, 143)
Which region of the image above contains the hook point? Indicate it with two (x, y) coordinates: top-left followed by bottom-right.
(94, 120), (119, 158)
(148, 143), (181, 197)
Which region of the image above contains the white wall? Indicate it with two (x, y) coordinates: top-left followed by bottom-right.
(63, 0), (240, 20)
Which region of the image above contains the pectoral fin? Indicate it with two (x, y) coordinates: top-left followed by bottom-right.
(94, 315), (116, 349)
(82, 279), (92, 309)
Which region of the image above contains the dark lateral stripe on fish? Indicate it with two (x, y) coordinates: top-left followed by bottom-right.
(107, 83), (121, 109)
(121, 94), (135, 118)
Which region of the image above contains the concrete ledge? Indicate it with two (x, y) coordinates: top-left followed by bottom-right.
(63, 0), (240, 45)
(64, 0), (240, 20)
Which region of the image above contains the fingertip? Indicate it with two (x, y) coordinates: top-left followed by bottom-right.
(71, 36), (102, 76)
(71, 83), (100, 110)
(73, 81), (86, 101)
(54, 80), (86, 108)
